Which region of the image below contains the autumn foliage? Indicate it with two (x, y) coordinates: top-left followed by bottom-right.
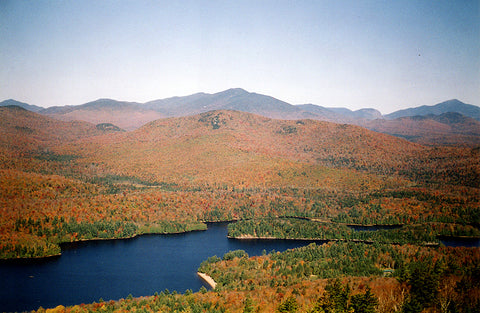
(1, 106), (479, 312)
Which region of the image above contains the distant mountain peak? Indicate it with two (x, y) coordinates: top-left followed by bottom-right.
(0, 99), (43, 112)
(216, 88), (249, 97)
(86, 98), (135, 104)
(225, 87), (248, 93)
(79, 98), (142, 110)
(386, 99), (480, 121)
(92, 98), (119, 102)
(439, 99), (462, 105)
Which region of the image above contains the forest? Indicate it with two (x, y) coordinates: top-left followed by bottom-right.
(1, 107), (479, 312)
(227, 218), (480, 245)
(34, 242), (480, 312)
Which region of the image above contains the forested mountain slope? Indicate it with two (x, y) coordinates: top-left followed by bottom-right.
(56, 110), (479, 188)
(0, 99), (43, 112)
(1, 106), (479, 312)
(145, 88), (309, 119)
(0, 106), (110, 154)
(3, 91), (480, 147)
(42, 99), (165, 131)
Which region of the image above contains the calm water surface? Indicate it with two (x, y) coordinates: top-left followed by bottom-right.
(0, 223), (321, 312)
(439, 236), (480, 248)
(2, 223), (477, 312)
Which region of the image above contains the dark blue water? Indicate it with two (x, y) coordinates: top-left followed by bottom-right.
(0, 223), (321, 312)
(439, 236), (480, 248)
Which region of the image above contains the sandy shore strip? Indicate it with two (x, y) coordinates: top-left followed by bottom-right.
(197, 272), (217, 289)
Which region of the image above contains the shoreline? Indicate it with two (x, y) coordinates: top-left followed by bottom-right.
(0, 252), (62, 263)
(438, 234), (480, 240)
(345, 223), (404, 228)
(197, 272), (217, 289)
(228, 235), (441, 246)
(1, 226), (208, 261)
(228, 234), (330, 241)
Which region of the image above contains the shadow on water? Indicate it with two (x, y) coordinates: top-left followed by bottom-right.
(439, 235), (480, 248)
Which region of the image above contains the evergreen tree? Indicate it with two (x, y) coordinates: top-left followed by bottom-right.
(401, 259), (441, 313)
(243, 297), (254, 313)
(350, 287), (378, 313)
(312, 279), (351, 313)
(277, 295), (298, 313)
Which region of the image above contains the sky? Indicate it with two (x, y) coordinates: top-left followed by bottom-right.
(1, 0), (479, 113)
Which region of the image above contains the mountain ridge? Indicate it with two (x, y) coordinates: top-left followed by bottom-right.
(41, 98), (144, 114)
(4, 90), (478, 122)
(2, 90), (479, 145)
(385, 99), (480, 121)
(40, 99), (164, 131)
(0, 105), (117, 156)
(0, 99), (44, 112)
(364, 111), (480, 146)
(57, 109), (428, 188)
(144, 88), (306, 119)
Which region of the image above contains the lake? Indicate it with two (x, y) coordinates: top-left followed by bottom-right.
(439, 235), (480, 248)
(0, 223), (322, 312)
(2, 222), (477, 312)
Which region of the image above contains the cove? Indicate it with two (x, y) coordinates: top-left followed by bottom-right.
(0, 223), (322, 313)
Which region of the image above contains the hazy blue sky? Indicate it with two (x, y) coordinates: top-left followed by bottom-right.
(1, 0), (479, 113)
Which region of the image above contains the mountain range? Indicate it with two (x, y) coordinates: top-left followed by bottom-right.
(2, 104), (478, 190)
(0, 99), (44, 113)
(2, 88), (479, 145)
(364, 112), (480, 146)
(384, 99), (480, 120)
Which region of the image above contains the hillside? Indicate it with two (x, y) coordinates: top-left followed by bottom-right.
(323, 107), (382, 120)
(60, 110), (404, 185)
(2, 89), (386, 133)
(4, 92), (480, 149)
(364, 112), (480, 146)
(146, 88), (383, 122)
(55, 110), (478, 189)
(2, 105), (478, 189)
(0, 99), (43, 112)
(0, 105), (126, 179)
(0, 106), (113, 153)
(42, 99), (164, 131)
(144, 88), (301, 118)
(0, 104), (479, 313)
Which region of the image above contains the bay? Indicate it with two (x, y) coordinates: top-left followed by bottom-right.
(0, 223), (321, 312)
